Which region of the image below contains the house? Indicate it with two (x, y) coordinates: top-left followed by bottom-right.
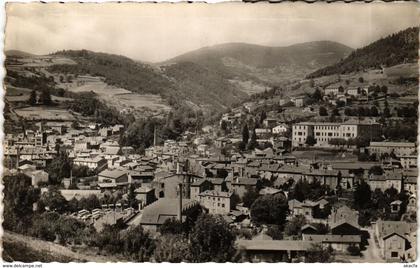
(139, 198), (200, 232)
(98, 169), (129, 189)
(29, 170), (49, 187)
(190, 179), (213, 201)
(302, 234), (361, 253)
(390, 200), (402, 214)
(215, 137), (232, 148)
(236, 239), (319, 262)
(400, 154), (417, 169)
(301, 224), (318, 234)
(227, 177), (260, 198)
(263, 118), (278, 128)
(330, 219), (360, 235)
(375, 220), (417, 261)
(324, 86), (340, 96)
(135, 186), (156, 209)
(272, 124), (288, 135)
(291, 96), (305, 107)
(73, 156), (107, 171)
(292, 120), (381, 148)
(368, 170), (402, 192)
(382, 233), (412, 262)
(406, 195), (416, 213)
(288, 199), (319, 221)
(368, 142), (416, 157)
(199, 190), (233, 215)
(329, 205), (359, 226)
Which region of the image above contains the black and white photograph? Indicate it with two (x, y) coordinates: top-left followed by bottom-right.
(2, 2), (419, 264)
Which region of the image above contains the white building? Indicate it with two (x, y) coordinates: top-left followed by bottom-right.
(292, 120), (381, 148)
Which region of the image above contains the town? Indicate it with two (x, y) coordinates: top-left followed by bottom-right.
(2, 4), (418, 264)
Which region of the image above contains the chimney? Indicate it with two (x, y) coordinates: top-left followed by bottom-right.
(178, 183), (183, 222)
(16, 147), (20, 169)
(153, 126), (157, 147)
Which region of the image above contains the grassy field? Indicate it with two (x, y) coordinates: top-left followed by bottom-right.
(383, 63), (418, 78)
(67, 80), (171, 115)
(14, 106), (76, 121)
(228, 78), (270, 95)
(5, 85), (73, 103)
(3, 240), (80, 262)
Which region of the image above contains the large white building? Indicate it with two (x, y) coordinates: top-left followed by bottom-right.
(292, 120), (381, 147)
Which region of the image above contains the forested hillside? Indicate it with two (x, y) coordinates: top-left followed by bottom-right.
(48, 50), (246, 110)
(307, 27), (419, 78)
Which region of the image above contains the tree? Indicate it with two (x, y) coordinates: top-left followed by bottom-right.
(312, 88), (322, 101)
(40, 186), (68, 213)
(305, 135), (317, 146)
(307, 244), (334, 263)
(358, 77), (364, 83)
(242, 186), (260, 208)
(55, 215), (86, 245)
(332, 108), (340, 116)
(353, 181), (372, 210)
(189, 214), (236, 262)
(370, 106), (379, 117)
(154, 234), (191, 262)
(319, 106), (328, 116)
(27, 90), (37, 105)
(159, 218), (184, 235)
(46, 151), (72, 185)
(369, 165), (384, 175)
(127, 184), (138, 209)
(250, 195), (288, 226)
(247, 129), (258, 150)
(39, 88), (52, 105)
(120, 225), (155, 261)
(383, 106), (391, 118)
(284, 215), (306, 237)
(3, 174), (40, 233)
(266, 225), (283, 240)
(242, 124), (249, 145)
(220, 120), (228, 134)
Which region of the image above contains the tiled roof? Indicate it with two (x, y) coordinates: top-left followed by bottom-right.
(237, 240), (317, 251)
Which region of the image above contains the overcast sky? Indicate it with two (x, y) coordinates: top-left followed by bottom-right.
(5, 2), (419, 62)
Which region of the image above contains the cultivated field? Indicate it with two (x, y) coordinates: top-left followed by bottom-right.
(14, 106), (75, 121)
(67, 80), (171, 115)
(5, 86), (73, 103)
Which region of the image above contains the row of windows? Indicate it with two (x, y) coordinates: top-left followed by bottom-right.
(209, 202), (226, 208)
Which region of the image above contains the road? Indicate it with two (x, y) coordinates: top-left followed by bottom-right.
(358, 228), (385, 263)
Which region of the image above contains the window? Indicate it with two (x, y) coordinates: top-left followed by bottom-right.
(328, 133), (332, 136)
(391, 252), (398, 258)
(298, 132), (302, 135)
(222, 204), (225, 208)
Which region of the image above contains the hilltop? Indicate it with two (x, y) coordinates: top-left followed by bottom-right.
(162, 41), (353, 85)
(5, 50), (36, 58)
(307, 27), (419, 78)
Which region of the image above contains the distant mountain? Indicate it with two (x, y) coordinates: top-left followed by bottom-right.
(5, 50), (36, 58)
(307, 27), (419, 78)
(162, 41), (353, 85)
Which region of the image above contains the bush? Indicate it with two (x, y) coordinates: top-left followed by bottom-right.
(347, 245), (361, 256)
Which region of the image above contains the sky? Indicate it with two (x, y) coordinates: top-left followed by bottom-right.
(5, 2), (419, 63)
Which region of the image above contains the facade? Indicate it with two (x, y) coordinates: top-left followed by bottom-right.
(73, 156), (107, 171)
(368, 142), (416, 156)
(292, 120), (381, 148)
(199, 190), (233, 214)
(272, 124), (288, 135)
(98, 169), (129, 188)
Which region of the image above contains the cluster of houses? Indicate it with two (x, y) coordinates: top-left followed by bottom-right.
(3, 92), (417, 263)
